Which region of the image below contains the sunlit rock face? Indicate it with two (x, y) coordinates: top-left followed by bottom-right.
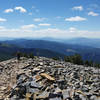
(0, 57), (100, 100)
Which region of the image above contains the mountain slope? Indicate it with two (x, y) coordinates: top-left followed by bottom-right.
(25, 37), (100, 48)
(58, 37), (100, 48)
(0, 42), (65, 61)
(4, 39), (100, 62)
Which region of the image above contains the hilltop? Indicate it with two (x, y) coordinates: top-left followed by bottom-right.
(0, 57), (100, 100)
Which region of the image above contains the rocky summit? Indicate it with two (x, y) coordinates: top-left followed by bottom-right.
(0, 57), (100, 100)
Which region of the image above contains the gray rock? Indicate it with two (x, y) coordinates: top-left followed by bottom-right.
(0, 57), (100, 100)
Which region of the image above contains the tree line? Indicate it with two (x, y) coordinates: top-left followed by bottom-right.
(16, 51), (100, 68)
(53, 54), (100, 68)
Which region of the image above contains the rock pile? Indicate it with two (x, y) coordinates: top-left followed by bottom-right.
(0, 57), (100, 100)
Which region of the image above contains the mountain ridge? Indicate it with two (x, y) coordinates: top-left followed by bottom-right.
(2, 39), (100, 63)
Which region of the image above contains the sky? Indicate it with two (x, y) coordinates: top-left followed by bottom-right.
(0, 0), (100, 38)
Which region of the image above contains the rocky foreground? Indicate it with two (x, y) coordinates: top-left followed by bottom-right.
(0, 57), (100, 100)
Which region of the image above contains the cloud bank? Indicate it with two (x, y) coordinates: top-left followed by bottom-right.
(0, 26), (100, 38)
(88, 11), (99, 16)
(15, 7), (27, 13)
(72, 6), (83, 11)
(0, 18), (7, 22)
(65, 16), (87, 22)
(4, 9), (14, 13)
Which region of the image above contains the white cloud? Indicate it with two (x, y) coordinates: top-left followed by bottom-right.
(0, 26), (5, 29)
(69, 27), (77, 32)
(0, 27), (100, 38)
(72, 6), (83, 11)
(21, 24), (37, 29)
(33, 18), (46, 22)
(88, 11), (99, 16)
(39, 23), (51, 26)
(0, 18), (7, 22)
(65, 16), (87, 22)
(15, 7), (27, 13)
(4, 9), (13, 13)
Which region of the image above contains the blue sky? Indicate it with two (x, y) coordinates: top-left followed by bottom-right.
(0, 0), (100, 38)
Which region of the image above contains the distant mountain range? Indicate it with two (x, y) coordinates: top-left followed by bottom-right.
(0, 42), (65, 61)
(60, 38), (100, 48)
(0, 38), (100, 63)
(1, 37), (100, 48)
(36, 37), (100, 48)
